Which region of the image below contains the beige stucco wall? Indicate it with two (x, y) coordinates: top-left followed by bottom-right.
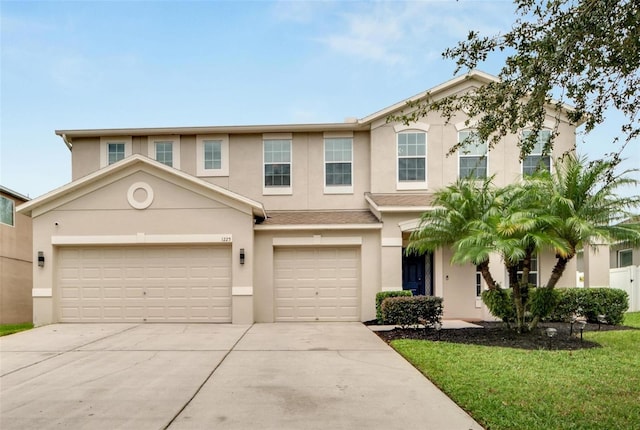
(253, 229), (381, 322)
(70, 132), (371, 212)
(30, 167), (256, 326)
(583, 244), (611, 287)
(71, 137), (100, 180)
(1, 192), (33, 323)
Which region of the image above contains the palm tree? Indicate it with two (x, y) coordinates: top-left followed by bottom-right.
(407, 176), (504, 291)
(528, 154), (640, 328)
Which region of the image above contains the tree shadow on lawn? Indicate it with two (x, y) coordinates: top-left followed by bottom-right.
(374, 321), (639, 351)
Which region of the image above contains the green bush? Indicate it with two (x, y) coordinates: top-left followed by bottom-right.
(529, 287), (561, 319)
(482, 288), (516, 324)
(482, 286), (559, 324)
(380, 295), (443, 328)
(550, 288), (629, 325)
(375, 290), (412, 323)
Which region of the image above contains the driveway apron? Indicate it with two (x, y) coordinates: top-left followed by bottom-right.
(1, 323), (482, 430)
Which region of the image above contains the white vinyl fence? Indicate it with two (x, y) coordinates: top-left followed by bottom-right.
(609, 265), (640, 312)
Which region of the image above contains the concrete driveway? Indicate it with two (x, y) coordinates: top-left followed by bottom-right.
(1, 323), (482, 430)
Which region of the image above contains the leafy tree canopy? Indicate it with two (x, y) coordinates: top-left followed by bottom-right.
(392, 0), (639, 160)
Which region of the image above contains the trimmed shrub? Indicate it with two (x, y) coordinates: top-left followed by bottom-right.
(482, 288), (516, 324)
(550, 288), (629, 325)
(380, 295), (443, 328)
(375, 290), (412, 323)
(529, 287), (561, 319)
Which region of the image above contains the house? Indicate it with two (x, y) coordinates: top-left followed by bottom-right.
(17, 71), (578, 326)
(1, 185), (33, 324)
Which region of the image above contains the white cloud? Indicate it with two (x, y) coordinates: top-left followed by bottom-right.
(316, 1), (511, 66)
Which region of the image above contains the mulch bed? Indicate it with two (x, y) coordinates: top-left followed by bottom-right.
(372, 321), (638, 351)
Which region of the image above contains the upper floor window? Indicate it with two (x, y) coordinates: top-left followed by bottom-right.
(459, 131), (488, 179)
(264, 138), (292, 194)
(618, 249), (633, 268)
(148, 135), (180, 168)
(196, 134), (229, 177)
(397, 131), (427, 190)
(324, 137), (353, 194)
(100, 136), (132, 168)
(0, 196), (14, 226)
(522, 130), (551, 176)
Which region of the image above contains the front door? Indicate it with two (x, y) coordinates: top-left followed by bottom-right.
(402, 251), (425, 296)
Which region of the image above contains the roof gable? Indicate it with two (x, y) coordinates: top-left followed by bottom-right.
(17, 154), (266, 218)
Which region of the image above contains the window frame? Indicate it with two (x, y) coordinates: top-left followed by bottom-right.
(458, 130), (488, 179)
(0, 196), (15, 227)
(515, 254), (539, 287)
(618, 249), (633, 268)
(100, 136), (132, 168)
(263, 134), (293, 195)
(395, 126), (428, 190)
(323, 134), (353, 194)
(521, 129), (552, 176)
(475, 265), (483, 297)
(196, 134), (229, 177)
(148, 135), (180, 169)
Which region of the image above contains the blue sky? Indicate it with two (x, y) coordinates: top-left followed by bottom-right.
(1, 0), (637, 199)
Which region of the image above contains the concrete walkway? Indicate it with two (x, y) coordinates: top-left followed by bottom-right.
(1, 323), (482, 430)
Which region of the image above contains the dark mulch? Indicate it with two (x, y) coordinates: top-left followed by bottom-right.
(372, 321), (638, 351)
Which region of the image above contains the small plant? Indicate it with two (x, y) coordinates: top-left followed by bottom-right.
(380, 295), (443, 328)
(375, 290), (412, 323)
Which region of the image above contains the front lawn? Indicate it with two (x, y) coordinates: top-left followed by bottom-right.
(0, 322), (34, 337)
(391, 313), (640, 430)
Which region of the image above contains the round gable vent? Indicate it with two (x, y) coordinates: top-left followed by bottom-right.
(127, 182), (154, 210)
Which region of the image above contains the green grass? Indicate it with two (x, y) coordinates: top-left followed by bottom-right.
(0, 322), (34, 337)
(391, 312), (640, 430)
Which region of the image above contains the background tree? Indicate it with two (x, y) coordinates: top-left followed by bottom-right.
(393, 0), (639, 161)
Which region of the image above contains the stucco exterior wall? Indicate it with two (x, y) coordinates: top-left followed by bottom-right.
(71, 137), (99, 180)
(0, 191), (32, 324)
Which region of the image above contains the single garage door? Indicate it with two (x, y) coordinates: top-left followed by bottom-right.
(274, 247), (360, 321)
(57, 245), (231, 322)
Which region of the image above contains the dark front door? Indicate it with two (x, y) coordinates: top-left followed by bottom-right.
(402, 251), (426, 296)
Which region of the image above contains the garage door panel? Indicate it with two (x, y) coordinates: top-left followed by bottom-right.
(274, 247), (361, 322)
(58, 246), (231, 323)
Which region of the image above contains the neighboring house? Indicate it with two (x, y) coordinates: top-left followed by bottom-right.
(0, 185), (33, 324)
(17, 71), (577, 326)
(610, 217), (640, 269)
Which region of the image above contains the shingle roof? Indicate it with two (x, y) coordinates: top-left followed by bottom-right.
(261, 210), (381, 225)
(366, 193), (435, 208)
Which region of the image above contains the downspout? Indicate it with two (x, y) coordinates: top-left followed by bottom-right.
(61, 133), (72, 150)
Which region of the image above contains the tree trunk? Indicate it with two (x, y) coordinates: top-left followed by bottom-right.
(513, 250), (533, 333)
(478, 260), (498, 291)
(528, 254), (572, 330)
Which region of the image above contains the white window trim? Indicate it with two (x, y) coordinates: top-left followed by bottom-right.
(618, 249), (633, 268)
(0, 196), (15, 227)
(263, 137), (293, 195)
(520, 129), (553, 176)
(396, 130), (428, 191)
(196, 134), (229, 177)
(100, 136), (132, 168)
(511, 254), (539, 287)
(324, 137), (354, 195)
(148, 135), (180, 169)
(458, 130), (488, 180)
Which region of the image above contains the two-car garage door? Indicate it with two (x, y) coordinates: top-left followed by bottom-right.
(274, 247), (360, 321)
(57, 245), (231, 323)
